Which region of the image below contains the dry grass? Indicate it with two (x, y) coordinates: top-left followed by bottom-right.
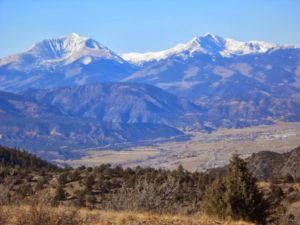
(1, 206), (255, 225)
(77, 209), (255, 225)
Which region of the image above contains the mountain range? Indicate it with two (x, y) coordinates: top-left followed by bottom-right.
(121, 33), (300, 100)
(1, 33), (300, 97)
(1, 33), (300, 156)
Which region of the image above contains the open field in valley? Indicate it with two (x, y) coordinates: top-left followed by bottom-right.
(56, 122), (300, 171)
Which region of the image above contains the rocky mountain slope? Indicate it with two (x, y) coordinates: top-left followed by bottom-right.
(18, 82), (217, 131)
(17, 83), (300, 130)
(0, 91), (183, 159)
(195, 93), (300, 127)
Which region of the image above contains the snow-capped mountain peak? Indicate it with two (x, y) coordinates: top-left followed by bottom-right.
(0, 33), (123, 69)
(119, 34), (282, 66)
(25, 33), (110, 61)
(0, 34), (135, 92)
(203, 33), (223, 43)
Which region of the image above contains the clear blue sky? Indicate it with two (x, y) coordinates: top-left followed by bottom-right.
(0, 0), (299, 58)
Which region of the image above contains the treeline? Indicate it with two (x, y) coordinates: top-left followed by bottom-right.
(0, 145), (61, 171)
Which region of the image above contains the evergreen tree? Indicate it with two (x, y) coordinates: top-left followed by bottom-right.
(69, 170), (81, 181)
(205, 155), (272, 224)
(57, 173), (68, 185)
(177, 165), (184, 177)
(73, 190), (86, 208)
(84, 174), (95, 192)
(55, 185), (65, 200)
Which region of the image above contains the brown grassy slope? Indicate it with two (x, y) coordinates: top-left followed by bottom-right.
(3, 205), (254, 225)
(77, 209), (255, 225)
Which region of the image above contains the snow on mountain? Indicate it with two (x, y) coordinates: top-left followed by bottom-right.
(0, 33), (124, 71)
(1, 33), (300, 94)
(0, 34), (136, 92)
(119, 33), (281, 66)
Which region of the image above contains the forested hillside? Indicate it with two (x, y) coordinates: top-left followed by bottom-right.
(0, 145), (60, 170)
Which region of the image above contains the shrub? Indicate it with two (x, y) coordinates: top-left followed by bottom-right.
(86, 195), (97, 208)
(38, 169), (46, 177)
(25, 175), (32, 182)
(268, 176), (278, 184)
(287, 187), (294, 193)
(18, 184), (33, 198)
(284, 173), (294, 183)
(35, 181), (44, 191)
(86, 167), (93, 173)
(14, 193), (81, 225)
(272, 186), (284, 198)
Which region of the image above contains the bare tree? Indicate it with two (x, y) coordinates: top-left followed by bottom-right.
(105, 175), (180, 214)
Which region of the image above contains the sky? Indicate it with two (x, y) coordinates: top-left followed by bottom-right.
(0, 0), (299, 58)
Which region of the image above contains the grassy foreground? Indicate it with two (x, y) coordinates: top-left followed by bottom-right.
(77, 209), (255, 225)
(2, 205), (254, 225)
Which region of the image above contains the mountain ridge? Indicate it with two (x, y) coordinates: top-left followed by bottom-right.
(121, 35), (300, 101)
(0, 90), (184, 159)
(119, 33), (298, 66)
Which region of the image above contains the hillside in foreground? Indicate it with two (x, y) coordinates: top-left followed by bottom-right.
(1, 145), (300, 224)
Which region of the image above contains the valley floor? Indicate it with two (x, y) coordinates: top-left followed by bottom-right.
(56, 122), (300, 172)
